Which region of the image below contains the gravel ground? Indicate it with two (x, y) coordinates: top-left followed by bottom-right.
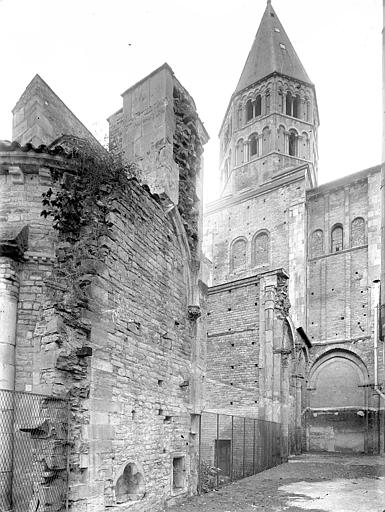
(167, 453), (385, 512)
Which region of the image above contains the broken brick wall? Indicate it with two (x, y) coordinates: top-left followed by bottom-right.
(3, 62), (208, 512)
(0, 143), (74, 393)
(0, 143), (76, 512)
(68, 177), (206, 511)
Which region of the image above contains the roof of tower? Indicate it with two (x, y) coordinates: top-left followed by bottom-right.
(235, 1), (312, 94)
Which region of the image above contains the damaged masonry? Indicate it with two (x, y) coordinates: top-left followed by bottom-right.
(0, 1), (384, 512)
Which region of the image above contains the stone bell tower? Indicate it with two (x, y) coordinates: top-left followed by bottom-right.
(219, 0), (319, 196)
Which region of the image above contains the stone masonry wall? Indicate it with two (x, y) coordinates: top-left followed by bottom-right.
(12, 74), (100, 148)
(204, 171), (307, 327)
(67, 178), (206, 511)
(306, 166), (383, 453)
(0, 142), (76, 512)
(306, 167), (381, 374)
(2, 157), (205, 510)
(3, 63), (208, 510)
(0, 143), (73, 392)
(206, 278), (261, 414)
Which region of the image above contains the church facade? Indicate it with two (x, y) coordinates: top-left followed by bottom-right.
(203, 1), (383, 454)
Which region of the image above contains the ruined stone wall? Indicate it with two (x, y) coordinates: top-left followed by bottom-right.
(12, 74), (100, 148)
(60, 178), (205, 511)
(3, 62), (209, 510)
(0, 143), (73, 392)
(0, 143), (76, 512)
(0, 154), (205, 510)
(107, 108), (123, 157)
(306, 166), (383, 453)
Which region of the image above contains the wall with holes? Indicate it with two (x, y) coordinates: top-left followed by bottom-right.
(205, 279), (261, 415)
(306, 167), (381, 347)
(305, 166), (382, 453)
(3, 64), (209, 511)
(204, 172), (308, 327)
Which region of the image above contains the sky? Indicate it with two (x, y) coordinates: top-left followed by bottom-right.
(0, 0), (382, 204)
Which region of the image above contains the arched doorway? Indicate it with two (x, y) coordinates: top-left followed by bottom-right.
(307, 350), (368, 453)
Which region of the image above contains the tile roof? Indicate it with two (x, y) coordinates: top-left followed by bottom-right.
(0, 140), (73, 158)
(235, 1), (312, 94)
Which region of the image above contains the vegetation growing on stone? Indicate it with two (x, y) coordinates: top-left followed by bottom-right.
(173, 86), (203, 258)
(41, 140), (138, 308)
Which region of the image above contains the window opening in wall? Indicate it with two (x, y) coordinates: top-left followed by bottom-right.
(280, 43), (286, 50)
(249, 134), (259, 157)
(286, 92), (293, 116)
(288, 130), (298, 156)
(331, 225), (343, 252)
(255, 95), (262, 117)
(172, 457), (185, 490)
(293, 95), (300, 118)
(278, 90), (283, 112)
(246, 100), (253, 122)
(274, 27), (280, 32)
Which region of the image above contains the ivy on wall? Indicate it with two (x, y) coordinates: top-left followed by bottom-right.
(173, 87), (203, 258)
(41, 140), (138, 308)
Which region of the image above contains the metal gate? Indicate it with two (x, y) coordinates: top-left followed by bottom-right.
(0, 389), (69, 512)
(198, 412), (282, 492)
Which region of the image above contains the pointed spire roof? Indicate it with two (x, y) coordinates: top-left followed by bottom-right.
(235, 1), (312, 94)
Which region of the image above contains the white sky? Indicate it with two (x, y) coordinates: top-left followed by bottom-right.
(0, 0), (382, 204)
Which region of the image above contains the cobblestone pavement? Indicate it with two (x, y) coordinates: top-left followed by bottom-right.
(168, 453), (385, 512)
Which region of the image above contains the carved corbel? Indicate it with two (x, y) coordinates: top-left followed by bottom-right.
(188, 305), (201, 321)
(0, 225), (28, 260)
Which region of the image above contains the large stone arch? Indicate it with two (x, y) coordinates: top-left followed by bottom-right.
(307, 349), (369, 453)
(168, 208), (194, 305)
(309, 349), (368, 409)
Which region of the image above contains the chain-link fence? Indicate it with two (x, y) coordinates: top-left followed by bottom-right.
(198, 412), (282, 493)
(0, 389), (69, 512)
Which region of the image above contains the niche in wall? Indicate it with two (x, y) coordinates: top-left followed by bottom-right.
(115, 462), (145, 503)
(172, 455), (186, 492)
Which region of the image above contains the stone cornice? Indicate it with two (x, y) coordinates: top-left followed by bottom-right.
(0, 150), (74, 171)
(208, 267), (289, 295)
(205, 164), (308, 215)
(308, 244), (368, 262)
(307, 165), (380, 198)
